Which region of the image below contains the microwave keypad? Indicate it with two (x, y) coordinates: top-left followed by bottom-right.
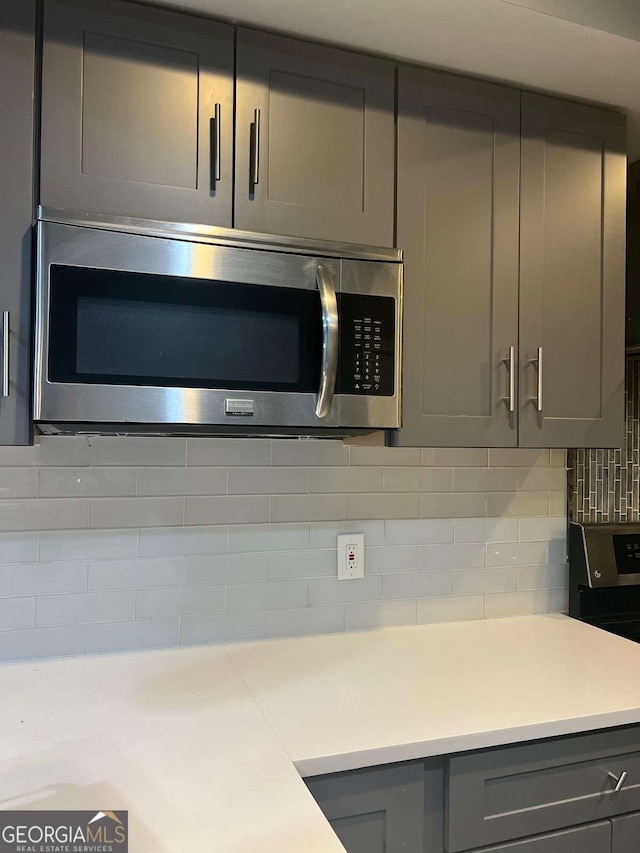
(337, 294), (395, 397)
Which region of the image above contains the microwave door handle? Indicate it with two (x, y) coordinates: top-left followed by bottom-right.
(315, 265), (339, 418)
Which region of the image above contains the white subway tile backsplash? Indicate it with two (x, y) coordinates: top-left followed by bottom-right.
(0, 562), (87, 597)
(272, 440), (348, 467)
(0, 434), (569, 660)
(383, 468), (452, 493)
(485, 590), (547, 618)
(0, 499), (90, 532)
(85, 619), (179, 654)
(185, 495), (269, 526)
(181, 612), (266, 645)
(308, 575), (382, 605)
(271, 494), (348, 523)
(345, 600), (416, 631)
(0, 626), (85, 661)
(547, 587), (569, 613)
(518, 516), (566, 541)
(40, 468), (137, 498)
(91, 497), (184, 529)
(139, 525), (227, 557)
(37, 590), (134, 627)
(419, 543), (485, 572)
(454, 568), (517, 595)
(0, 597), (36, 630)
(229, 467), (307, 495)
(183, 553), (270, 586)
(383, 571), (453, 600)
(385, 519), (454, 546)
(227, 579), (308, 612)
(421, 448), (488, 467)
(229, 523), (308, 553)
(455, 517), (519, 544)
(266, 605), (344, 638)
(417, 595), (484, 624)
(310, 520), (385, 549)
(88, 558), (182, 591)
(139, 467), (227, 497)
(92, 436), (186, 467)
(136, 585), (225, 619)
(187, 437), (271, 467)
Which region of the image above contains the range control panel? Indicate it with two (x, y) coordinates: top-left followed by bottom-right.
(613, 533), (640, 574)
(337, 293), (395, 396)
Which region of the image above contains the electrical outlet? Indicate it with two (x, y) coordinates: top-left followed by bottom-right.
(337, 533), (365, 580)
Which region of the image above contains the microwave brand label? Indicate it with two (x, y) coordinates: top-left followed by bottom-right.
(225, 399), (255, 417)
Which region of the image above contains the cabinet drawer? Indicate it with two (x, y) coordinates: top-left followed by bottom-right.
(447, 727), (640, 852)
(612, 811), (640, 852)
(470, 822), (611, 852)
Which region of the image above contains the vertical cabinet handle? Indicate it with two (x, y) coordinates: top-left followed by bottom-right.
(315, 265), (339, 418)
(210, 102), (221, 189)
(532, 346), (543, 412)
(2, 311), (9, 398)
(608, 770), (628, 793)
(503, 346), (516, 413)
(250, 108), (261, 191)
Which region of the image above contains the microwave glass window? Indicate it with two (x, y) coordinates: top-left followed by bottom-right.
(48, 266), (322, 393)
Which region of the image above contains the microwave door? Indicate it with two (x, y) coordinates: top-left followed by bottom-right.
(34, 221), (343, 430)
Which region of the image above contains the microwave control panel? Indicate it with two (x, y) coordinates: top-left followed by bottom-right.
(337, 294), (396, 396)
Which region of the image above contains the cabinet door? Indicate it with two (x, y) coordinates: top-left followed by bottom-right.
(235, 28), (395, 246)
(612, 812), (640, 852)
(41, 0), (233, 226)
(306, 762), (424, 853)
(0, 0), (35, 445)
(469, 823), (611, 852)
(519, 94), (626, 448)
(394, 67), (520, 447)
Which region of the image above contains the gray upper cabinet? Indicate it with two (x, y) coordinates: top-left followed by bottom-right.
(234, 28), (395, 246)
(394, 67), (520, 447)
(40, 0), (234, 226)
(0, 0), (36, 445)
(518, 93), (626, 448)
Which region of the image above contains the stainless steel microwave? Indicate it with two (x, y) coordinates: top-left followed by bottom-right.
(34, 211), (402, 435)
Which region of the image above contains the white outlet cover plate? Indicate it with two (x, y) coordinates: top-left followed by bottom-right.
(337, 532), (365, 580)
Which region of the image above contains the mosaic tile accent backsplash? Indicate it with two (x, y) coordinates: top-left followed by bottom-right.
(569, 359), (640, 522)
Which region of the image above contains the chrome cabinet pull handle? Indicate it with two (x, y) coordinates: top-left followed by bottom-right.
(2, 311), (9, 398)
(503, 345), (515, 413)
(608, 770), (628, 792)
(250, 108), (261, 190)
(532, 346), (543, 412)
(315, 265), (338, 419)
(210, 102), (221, 188)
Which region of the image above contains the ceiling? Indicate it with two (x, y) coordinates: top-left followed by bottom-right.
(134, 0), (640, 162)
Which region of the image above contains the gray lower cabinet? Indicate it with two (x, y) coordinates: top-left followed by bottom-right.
(611, 812), (640, 852)
(468, 823), (611, 852)
(518, 93), (626, 448)
(394, 66), (520, 448)
(235, 28), (395, 246)
(0, 0), (36, 445)
(40, 0), (234, 226)
(306, 761), (426, 853)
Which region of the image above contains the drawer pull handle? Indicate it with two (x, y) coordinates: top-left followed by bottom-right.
(608, 770), (628, 792)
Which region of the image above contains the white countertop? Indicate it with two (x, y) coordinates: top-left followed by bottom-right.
(4, 615), (640, 851)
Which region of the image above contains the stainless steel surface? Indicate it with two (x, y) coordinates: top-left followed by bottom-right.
(1, 311), (9, 399)
(576, 523), (640, 588)
(315, 265), (339, 419)
(38, 206), (402, 262)
(251, 107), (261, 189)
(504, 345), (515, 413)
(608, 770), (628, 792)
(533, 346), (543, 412)
(34, 219), (402, 433)
(213, 101), (221, 184)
